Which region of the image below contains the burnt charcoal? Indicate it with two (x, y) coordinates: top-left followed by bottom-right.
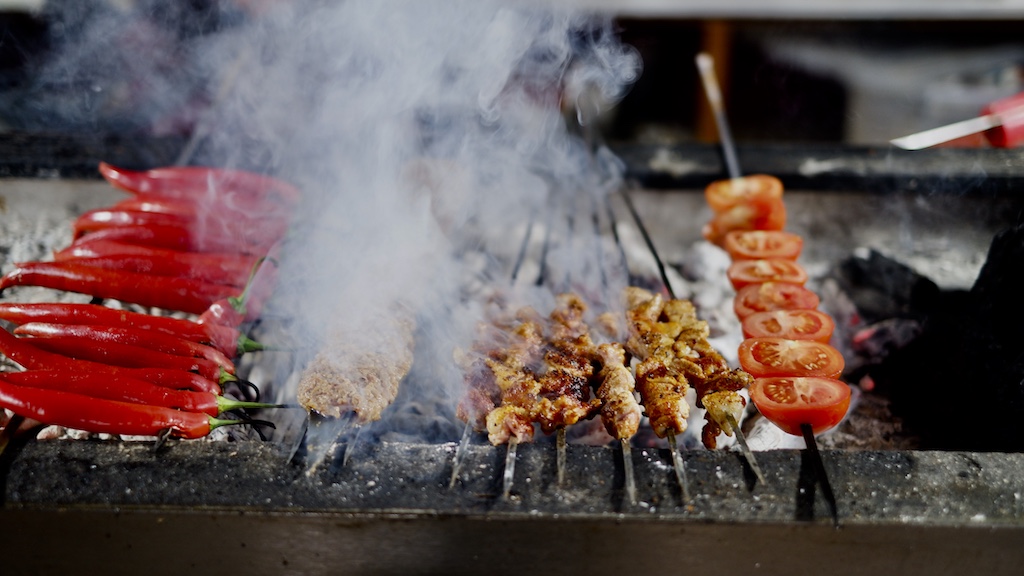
(972, 223), (1024, 346)
(869, 224), (1024, 451)
(830, 249), (940, 324)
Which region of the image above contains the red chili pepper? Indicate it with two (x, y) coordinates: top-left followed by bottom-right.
(13, 323), (236, 371)
(0, 380), (258, 439)
(0, 371), (276, 417)
(98, 162), (301, 205)
(113, 195), (291, 223)
(0, 326), (224, 393)
(72, 224), (273, 256)
(54, 240), (259, 288)
(121, 367), (224, 394)
(0, 261), (239, 315)
(23, 335), (231, 381)
(199, 251), (281, 326)
(72, 208), (288, 245)
(0, 302), (263, 357)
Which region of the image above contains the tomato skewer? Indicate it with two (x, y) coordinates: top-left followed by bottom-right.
(723, 230), (803, 261)
(742, 309), (835, 343)
(0, 380), (269, 439)
(0, 371), (279, 417)
(749, 377), (851, 437)
(0, 302), (264, 357)
(738, 337), (845, 379)
(726, 258), (808, 290)
(0, 261), (239, 315)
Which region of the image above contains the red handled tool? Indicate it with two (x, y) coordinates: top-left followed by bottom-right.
(891, 90), (1024, 150)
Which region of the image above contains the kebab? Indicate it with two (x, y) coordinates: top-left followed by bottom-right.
(697, 50), (848, 523)
(296, 308), (417, 424)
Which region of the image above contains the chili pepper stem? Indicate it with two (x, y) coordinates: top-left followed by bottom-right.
(208, 416), (276, 436)
(215, 396), (291, 414)
(238, 335), (267, 354)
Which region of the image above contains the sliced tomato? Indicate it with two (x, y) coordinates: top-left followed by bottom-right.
(723, 230), (803, 261)
(742, 309), (835, 343)
(738, 337), (845, 379)
(733, 281), (820, 319)
(703, 196), (786, 246)
(750, 376), (851, 436)
(727, 259), (808, 290)
(704, 174), (783, 213)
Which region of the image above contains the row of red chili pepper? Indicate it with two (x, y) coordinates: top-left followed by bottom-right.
(0, 163), (298, 441)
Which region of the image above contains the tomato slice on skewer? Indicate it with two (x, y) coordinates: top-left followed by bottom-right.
(733, 281), (820, 319)
(741, 309), (835, 343)
(749, 376), (851, 436)
(738, 337), (845, 379)
(727, 259), (808, 290)
(723, 230), (803, 261)
(704, 174), (784, 213)
(703, 196), (786, 246)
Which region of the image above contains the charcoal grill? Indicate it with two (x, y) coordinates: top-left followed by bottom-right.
(1, 133), (1023, 575)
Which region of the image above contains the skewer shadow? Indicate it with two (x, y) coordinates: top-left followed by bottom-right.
(734, 451), (760, 492)
(794, 449), (818, 522)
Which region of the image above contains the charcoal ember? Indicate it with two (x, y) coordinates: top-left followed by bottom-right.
(828, 249), (941, 381)
(829, 249), (940, 324)
(869, 224), (1024, 451)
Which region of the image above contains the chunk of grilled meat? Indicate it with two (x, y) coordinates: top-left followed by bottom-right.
(461, 294), (604, 445)
(532, 294), (601, 434)
(297, 312), (415, 423)
(624, 288), (691, 438)
(456, 309), (545, 432)
(481, 315), (546, 445)
(595, 342), (642, 440)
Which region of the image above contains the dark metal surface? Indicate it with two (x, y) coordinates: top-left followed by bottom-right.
(3, 131), (1024, 197)
(0, 131), (184, 179)
(613, 142), (1024, 195)
(1, 441), (1023, 575)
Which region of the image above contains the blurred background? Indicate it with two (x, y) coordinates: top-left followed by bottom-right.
(1, 1), (1023, 149)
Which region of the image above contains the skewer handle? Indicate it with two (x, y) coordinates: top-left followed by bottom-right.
(695, 52), (742, 180)
(800, 422), (839, 527)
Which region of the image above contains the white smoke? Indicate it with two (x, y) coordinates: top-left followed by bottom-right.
(31, 1), (643, 450)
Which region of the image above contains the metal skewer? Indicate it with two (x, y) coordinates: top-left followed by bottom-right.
(556, 428), (567, 487)
(621, 438), (637, 506)
(667, 432), (691, 503)
(592, 191), (641, 506)
(619, 188), (691, 500)
(448, 421), (473, 489)
(502, 437), (519, 500)
(726, 412), (767, 485)
(449, 217), (539, 490)
(694, 51), (773, 488)
(695, 52), (742, 181)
